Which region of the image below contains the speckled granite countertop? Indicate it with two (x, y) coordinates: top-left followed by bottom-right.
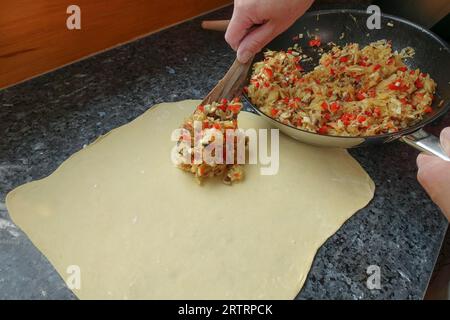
(0, 4), (448, 300)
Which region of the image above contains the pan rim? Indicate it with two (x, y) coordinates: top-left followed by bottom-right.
(243, 8), (450, 141)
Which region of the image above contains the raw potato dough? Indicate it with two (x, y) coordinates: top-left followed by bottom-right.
(6, 100), (374, 300)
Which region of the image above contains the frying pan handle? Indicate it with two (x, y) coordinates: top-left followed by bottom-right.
(400, 129), (450, 161)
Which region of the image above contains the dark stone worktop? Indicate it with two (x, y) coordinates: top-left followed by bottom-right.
(0, 5), (448, 299)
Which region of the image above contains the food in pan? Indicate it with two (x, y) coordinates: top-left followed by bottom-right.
(246, 40), (437, 136)
(176, 98), (245, 185)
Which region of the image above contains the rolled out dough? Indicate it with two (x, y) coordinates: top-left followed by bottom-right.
(6, 100), (374, 299)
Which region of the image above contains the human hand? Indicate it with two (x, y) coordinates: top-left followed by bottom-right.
(417, 127), (450, 221)
(225, 0), (314, 63)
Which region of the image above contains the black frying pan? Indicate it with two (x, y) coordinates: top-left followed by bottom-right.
(243, 9), (450, 160)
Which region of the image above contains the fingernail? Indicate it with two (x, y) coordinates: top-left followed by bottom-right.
(238, 50), (252, 63)
(416, 153), (426, 168)
(440, 127), (450, 153)
(442, 127), (450, 140)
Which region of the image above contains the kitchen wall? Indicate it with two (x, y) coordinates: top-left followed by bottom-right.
(0, 0), (231, 89)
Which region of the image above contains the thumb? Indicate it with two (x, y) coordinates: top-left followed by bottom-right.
(440, 127), (450, 156)
(236, 21), (277, 63)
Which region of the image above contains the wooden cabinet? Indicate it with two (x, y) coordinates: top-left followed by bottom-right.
(0, 0), (231, 89)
